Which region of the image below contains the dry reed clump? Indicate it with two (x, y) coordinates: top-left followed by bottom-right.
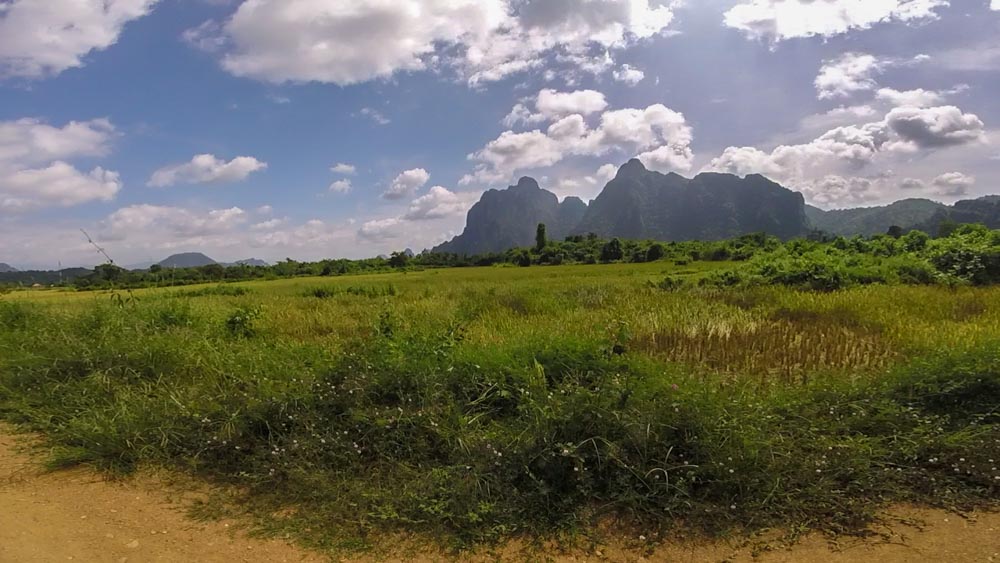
(631, 319), (895, 378)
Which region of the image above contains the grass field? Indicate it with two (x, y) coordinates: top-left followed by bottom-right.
(1, 261), (998, 552)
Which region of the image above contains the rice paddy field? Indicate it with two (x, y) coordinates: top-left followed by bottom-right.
(1, 261), (998, 553)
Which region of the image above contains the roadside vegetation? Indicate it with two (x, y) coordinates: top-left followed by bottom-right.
(1, 230), (998, 554)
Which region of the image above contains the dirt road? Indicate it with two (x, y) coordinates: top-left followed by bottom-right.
(2, 426), (998, 562)
(0, 429), (323, 563)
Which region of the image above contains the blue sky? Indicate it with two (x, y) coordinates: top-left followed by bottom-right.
(0, 0), (998, 269)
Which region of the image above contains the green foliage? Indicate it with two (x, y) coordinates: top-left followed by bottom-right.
(146, 300), (197, 330)
(346, 284), (398, 298)
(225, 305), (263, 338)
(0, 301), (34, 330)
(304, 286), (338, 299)
(688, 227), (1000, 291)
(306, 284), (398, 299)
(645, 243), (665, 262)
(927, 225), (1000, 285)
(600, 238), (624, 263)
(902, 229), (930, 252)
(649, 276), (684, 291)
(94, 263), (125, 282)
(535, 223), (547, 251)
(512, 249), (532, 267)
(388, 251), (410, 268)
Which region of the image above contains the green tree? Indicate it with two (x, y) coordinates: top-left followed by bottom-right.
(388, 252), (410, 268)
(600, 238), (623, 263)
(535, 223), (547, 251)
(902, 230), (930, 252)
(94, 263), (124, 282)
(886, 225), (904, 238)
(645, 243), (665, 262)
(200, 264), (226, 279)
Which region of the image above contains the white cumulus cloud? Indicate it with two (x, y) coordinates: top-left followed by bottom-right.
(815, 53), (885, 99)
(329, 179), (352, 194)
(184, 0), (676, 86)
(100, 204), (248, 241)
(884, 105), (986, 149)
(0, 118), (116, 165)
(383, 168), (431, 200)
(704, 104), (985, 207)
(403, 186), (480, 220)
(612, 64), (645, 86)
(148, 154), (267, 187)
(932, 172), (975, 196)
(535, 89), (609, 119)
(466, 101), (694, 185)
(503, 89), (608, 126)
(331, 163), (356, 175)
(0, 118), (122, 211)
(357, 217), (404, 242)
(0, 0), (159, 79)
(875, 87), (946, 107)
(724, 0), (948, 42)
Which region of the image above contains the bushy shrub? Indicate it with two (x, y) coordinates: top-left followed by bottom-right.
(650, 276), (685, 291)
(928, 228), (1000, 285)
(225, 305), (263, 338)
(305, 287), (338, 299)
(346, 285), (398, 298)
(600, 238), (623, 263)
(645, 243), (665, 262)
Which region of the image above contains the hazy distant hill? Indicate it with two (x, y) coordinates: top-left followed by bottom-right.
(805, 196), (1000, 237)
(0, 263), (17, 273)
(157, 253), (218, 268)
(806, 199), (948, 236)
(913, 196), (1000, 234)
(0, 268), (92, 285)
(574, 160), (808, 241)
(433, 177), (587, 255)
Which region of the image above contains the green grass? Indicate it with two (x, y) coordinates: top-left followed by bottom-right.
(0, 261), (997, 553)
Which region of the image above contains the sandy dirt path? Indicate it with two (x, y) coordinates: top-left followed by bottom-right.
(0, 428), (324, 563)
(2, 425), (998, 563)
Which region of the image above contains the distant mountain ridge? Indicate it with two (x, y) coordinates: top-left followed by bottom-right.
(433, 177), (587, 255)
(0, 263), (17, 273)
(151, 254), (270, 269)
(914, 196), (1000, 234)
(806, 196), (1000, 237)
(574, 160), (808, 241)
(435, 160), (809, 254)
(157, 253), (218, 268)
(806, 199), (949, 236)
